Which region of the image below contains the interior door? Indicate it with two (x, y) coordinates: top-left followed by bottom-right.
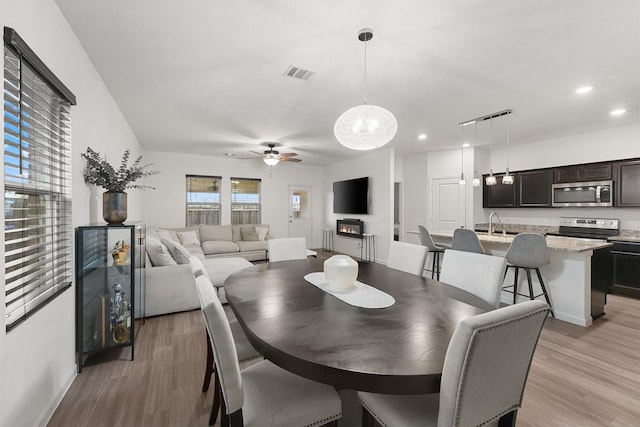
(288, 186), (312, 246)
(429, 177), (466, 232)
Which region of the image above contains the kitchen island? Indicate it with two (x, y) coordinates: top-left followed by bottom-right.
(426, 231), (612, 327)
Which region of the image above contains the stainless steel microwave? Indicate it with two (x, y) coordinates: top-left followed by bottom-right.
(552, 180), (613, 207)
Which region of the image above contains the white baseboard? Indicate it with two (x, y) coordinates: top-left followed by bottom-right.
(37, 368), (77, 427)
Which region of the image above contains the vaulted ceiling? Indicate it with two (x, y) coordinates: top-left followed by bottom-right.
(55, 0), (640, 166)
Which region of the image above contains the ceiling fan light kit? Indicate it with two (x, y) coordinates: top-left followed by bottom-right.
(334, 28), (398, 151)
(263, 154), (280, 166)
(253, 143), (301, 166)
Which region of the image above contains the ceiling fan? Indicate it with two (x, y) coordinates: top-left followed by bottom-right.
(249, 143), (301, 166)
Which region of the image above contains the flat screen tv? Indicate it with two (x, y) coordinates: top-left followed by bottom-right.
(333, 177), (369, 214)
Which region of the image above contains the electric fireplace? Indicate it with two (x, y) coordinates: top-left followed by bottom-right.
(336, 219), (364, 239)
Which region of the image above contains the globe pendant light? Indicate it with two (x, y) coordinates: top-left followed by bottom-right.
(334, 28), (398, 150)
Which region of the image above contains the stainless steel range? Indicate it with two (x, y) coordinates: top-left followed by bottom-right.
(549, 217), (619, 240)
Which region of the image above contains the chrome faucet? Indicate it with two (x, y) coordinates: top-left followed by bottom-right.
(489, 211), (501, 237)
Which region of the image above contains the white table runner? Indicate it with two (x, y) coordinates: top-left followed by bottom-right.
(304, 272), (395, 309)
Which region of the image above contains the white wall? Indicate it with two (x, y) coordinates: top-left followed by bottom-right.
(1, 1), (144, 426)
(325, 149), (394, 262)
(141, 151), (326, 247)
(401, 149), (472, 242)
(483, 124), (640, 229)
(402, 152), (429, 241)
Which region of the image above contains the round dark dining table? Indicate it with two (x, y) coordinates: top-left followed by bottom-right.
(224, 257), (486, 394)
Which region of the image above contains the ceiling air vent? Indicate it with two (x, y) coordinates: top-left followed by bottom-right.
(283, 65), (315, 81)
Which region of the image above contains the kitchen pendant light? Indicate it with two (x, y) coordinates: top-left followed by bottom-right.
(458, 125), (466, 185)
(502, 111), (514, 185)
(485, 117), (497, 186)
(334, 28), (398, 150)
(472, 121), (480, 186)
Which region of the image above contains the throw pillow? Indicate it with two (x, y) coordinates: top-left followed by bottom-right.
(161, 238), (191, 264)
(240, 225), (259, 241)
(146, 238), (178, 266)
(255, 226), (269, 241)
(157, 228), (180, 243)
(178, 230), (200, 247)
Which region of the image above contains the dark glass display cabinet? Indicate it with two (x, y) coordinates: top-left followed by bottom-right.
(75, 223), (146, 372)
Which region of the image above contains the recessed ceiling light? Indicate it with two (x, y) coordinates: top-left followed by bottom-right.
(610, 108), (626, 116)
(462, 143), (470, 148)
(418, 134), (428, 140)
(575, 86), (593, 94)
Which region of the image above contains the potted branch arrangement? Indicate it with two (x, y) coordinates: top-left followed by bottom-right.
(81, 147), (159, 224)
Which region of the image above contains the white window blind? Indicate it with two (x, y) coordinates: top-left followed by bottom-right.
(231, 178), (261, 224)
(185, 175), (221, 226)
(4, 27), (75, 330)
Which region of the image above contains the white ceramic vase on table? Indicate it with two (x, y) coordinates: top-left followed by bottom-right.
(324, 255), (358, 290)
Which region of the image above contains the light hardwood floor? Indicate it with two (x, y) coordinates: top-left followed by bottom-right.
(48, 289), (640, 427)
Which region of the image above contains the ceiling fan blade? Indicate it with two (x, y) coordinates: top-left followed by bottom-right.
(281, 157), (302, 162)
(279, 152), (298, 157)
(248, 151), (264, 156)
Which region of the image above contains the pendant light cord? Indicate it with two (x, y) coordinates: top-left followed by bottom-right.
(506, 113), (510, 170)
(489, 117), (493, 173)
(474, 121), (478, 174)
(460, 125), (464, 172)
(363, 35), (368, 105)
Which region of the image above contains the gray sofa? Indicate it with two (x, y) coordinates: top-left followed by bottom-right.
(148, 224), (272, 262)
(143, 224), (270, 316)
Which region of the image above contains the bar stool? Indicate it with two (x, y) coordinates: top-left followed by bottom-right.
(418, 225), (445, 280)
(502, 233), (554, 317)
(451, 228), (485, 254)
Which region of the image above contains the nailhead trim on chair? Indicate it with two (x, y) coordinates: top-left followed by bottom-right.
(304, 412), (343, 427)
(359, 399), (389, 427)
(453, 307), (549, 427)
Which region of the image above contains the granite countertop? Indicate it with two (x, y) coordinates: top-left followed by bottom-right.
(430, 230), (613, 253)
(611, 231), (640, 243)
(474, 223), (640, 244)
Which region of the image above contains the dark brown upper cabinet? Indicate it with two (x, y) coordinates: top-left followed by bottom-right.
(616, 159), (640, 207)
(553, 163), (612, 183)
(518, 170), (552, 207)
(483, 174), (517, 208)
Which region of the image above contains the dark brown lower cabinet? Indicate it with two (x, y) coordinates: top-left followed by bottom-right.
(610, 241), (640, 299)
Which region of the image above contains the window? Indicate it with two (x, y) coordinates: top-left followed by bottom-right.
(231, 178), (261, 224)
(4, 27), (76, 330)
(185, 175), (221, 226)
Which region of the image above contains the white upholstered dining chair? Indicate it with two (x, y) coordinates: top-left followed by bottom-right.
(439, 249), (507, 310)
(195, 275), (342, 427)
(358, 300), (550, 427)
(267, 237), (309, 262)
(190, 263), (261, 425)
(386, 241), (428, 276)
